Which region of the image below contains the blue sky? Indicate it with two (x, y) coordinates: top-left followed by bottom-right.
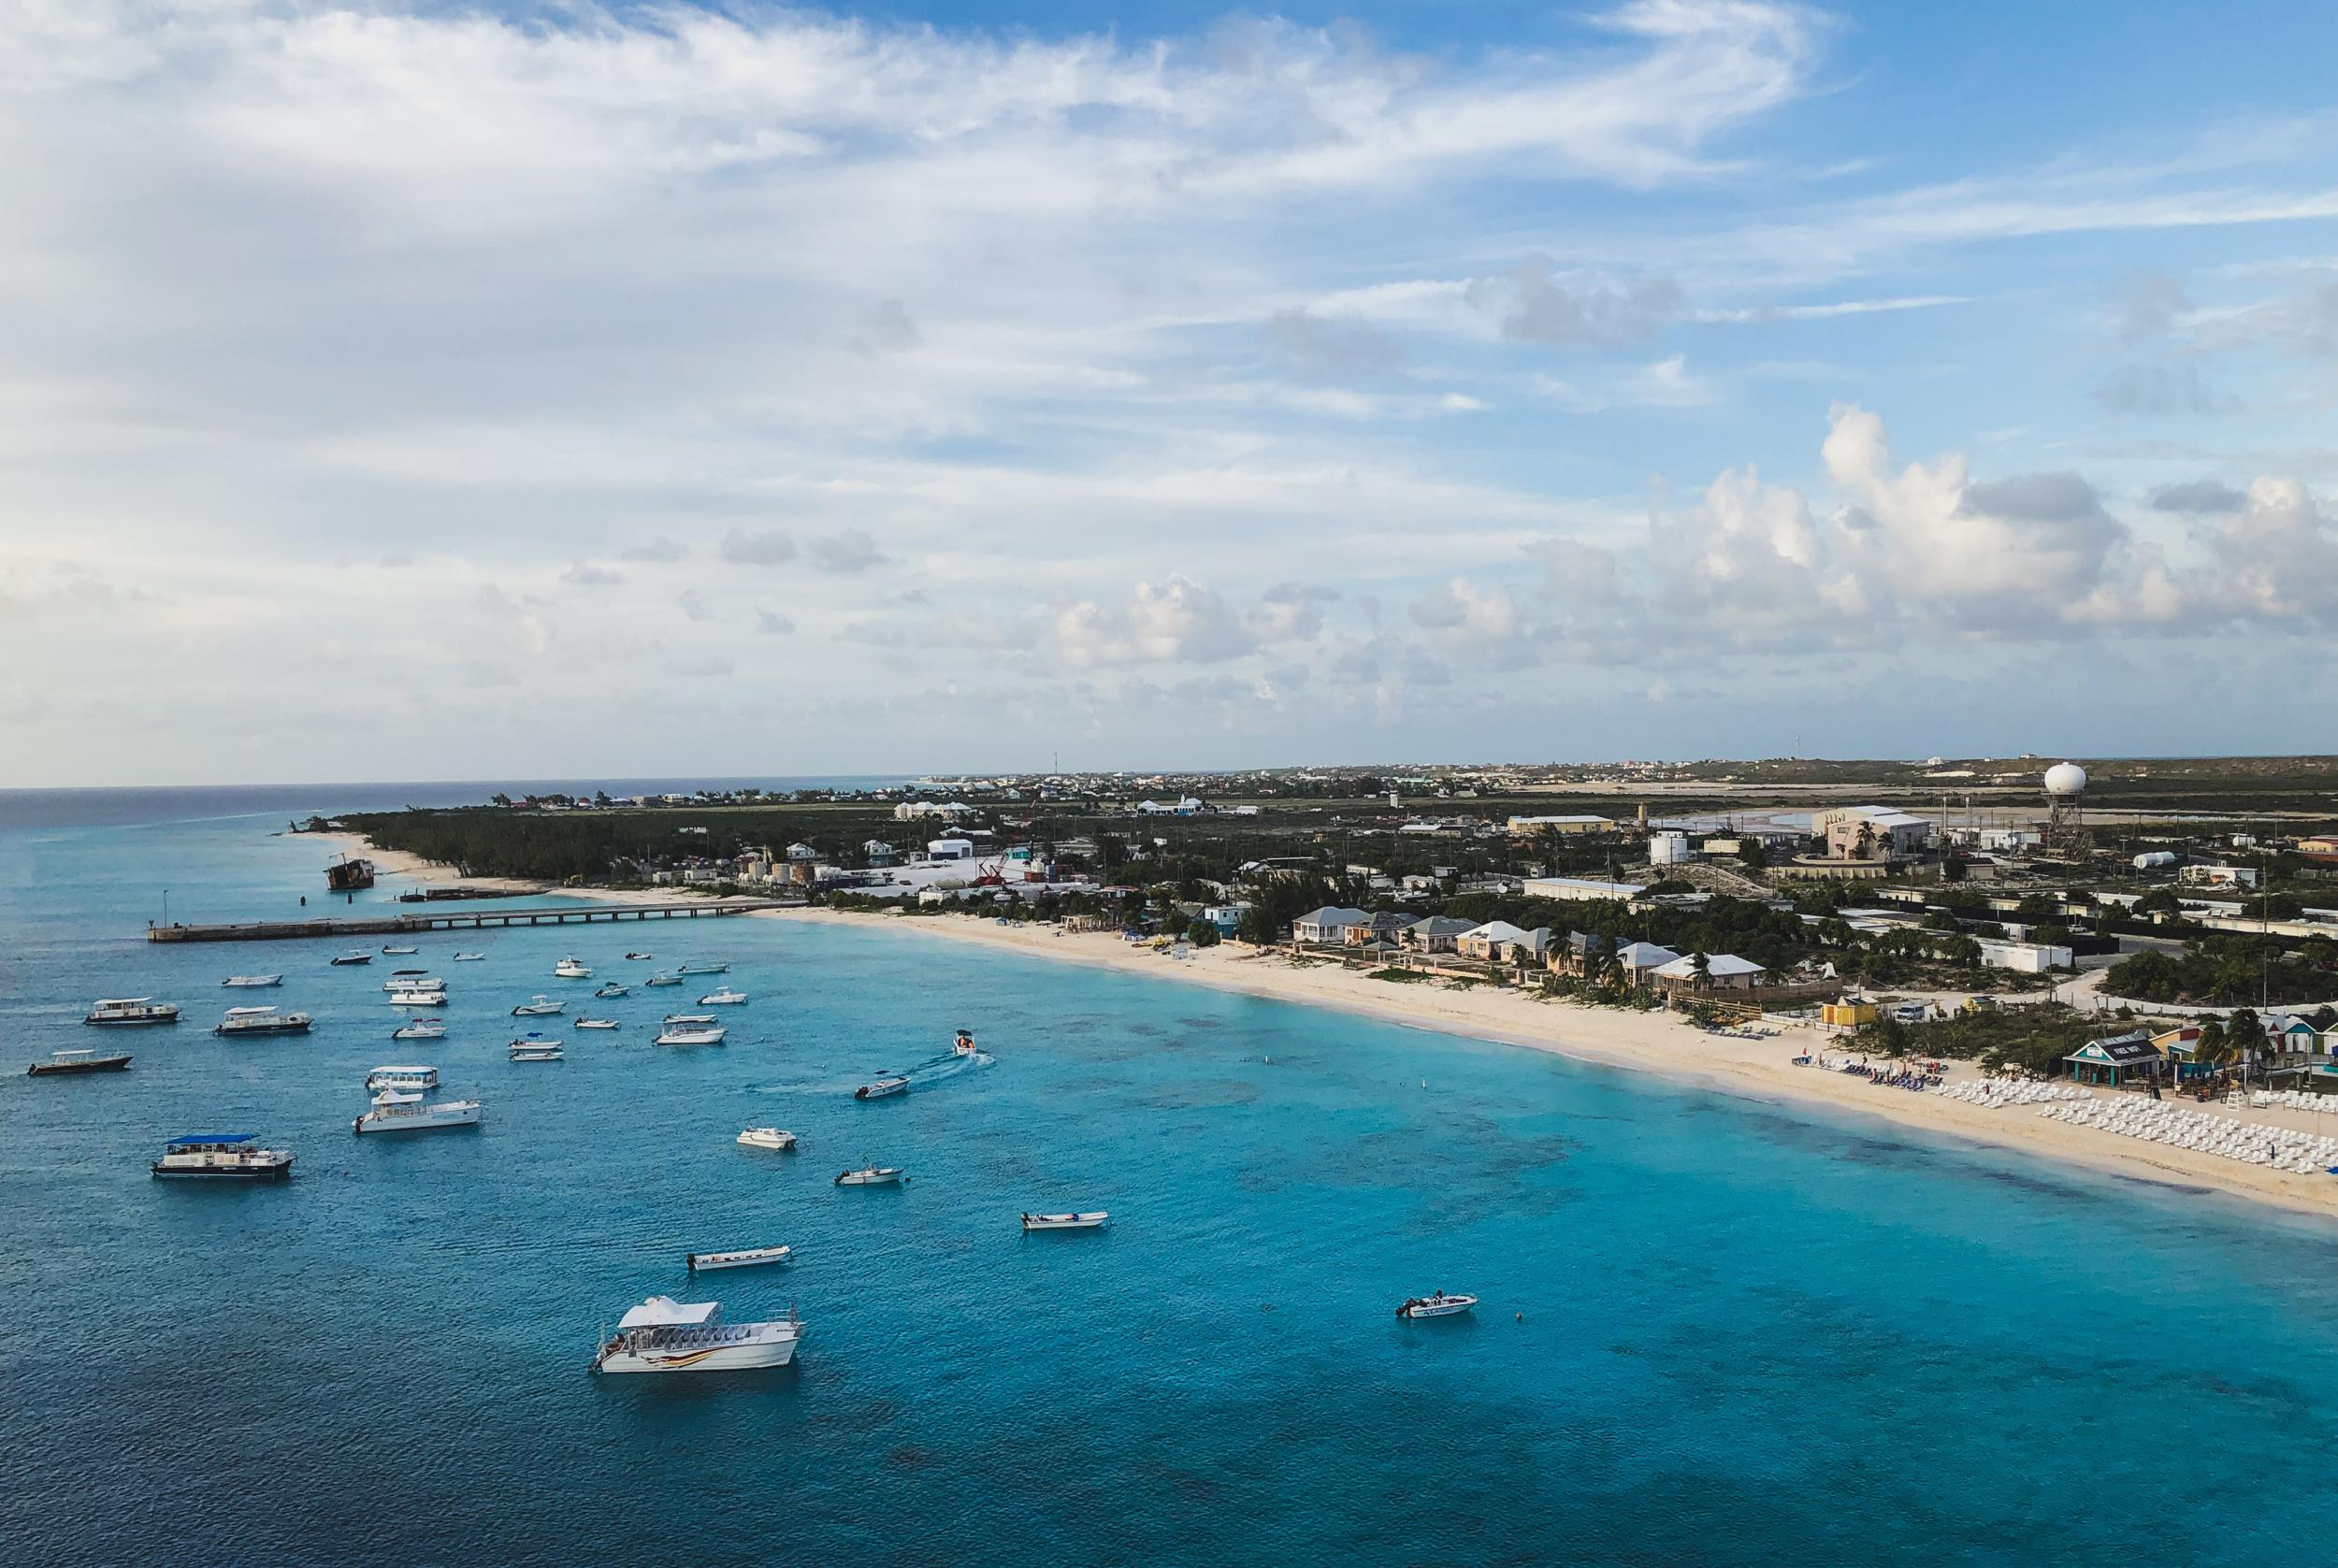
(2, 1), (2334, 784)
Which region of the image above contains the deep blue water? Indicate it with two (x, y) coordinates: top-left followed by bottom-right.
(7, 792), (2338, 1566)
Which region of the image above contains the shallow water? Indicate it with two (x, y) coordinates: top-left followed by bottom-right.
(5, 793), (2338, 1566)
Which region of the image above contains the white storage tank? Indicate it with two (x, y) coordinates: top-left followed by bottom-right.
(1650, 831), (1692, 866)
(2131, 851), (2179, 871)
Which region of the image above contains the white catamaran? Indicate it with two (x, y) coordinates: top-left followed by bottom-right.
(591, 1297), (803, 1374)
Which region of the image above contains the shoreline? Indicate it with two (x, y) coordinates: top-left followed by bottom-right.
(765, 907), (2338, 1223)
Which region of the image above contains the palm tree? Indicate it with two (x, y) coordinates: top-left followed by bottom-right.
(1690, 950), (1712, 992)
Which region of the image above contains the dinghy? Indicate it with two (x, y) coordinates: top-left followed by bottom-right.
(1020, 1211), (1108, 1231)
(686, 1244), (792, 1272)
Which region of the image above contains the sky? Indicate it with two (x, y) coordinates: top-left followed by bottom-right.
(3, 0), (2336, 786)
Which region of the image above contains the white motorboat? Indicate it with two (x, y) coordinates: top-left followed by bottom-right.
(330, 951), (373, 966)
(86, 997), (180, 1027)
(655, 1014), (726, 1045)
(834, 1165), (903, 1186)
(151, 1132), (293, 1178)
(643, 972), (684, 987)
(382, 970), (438, 991)
(1020, 1211), (1108, 1231)
(452, 952), (486, 962)
(509, 1034), (565, 1061)
(952, 1029), (980, 1057)
(676, 961), (729, 976)
(392, 1017), (445, 1041)
(365, 1064), (440, 1093)
(699, 988), (747, 1006)
(594, 983), (628, 998)
(1395, 1291), (1478, 1320)
(29, 1047), (133, 1076)
(388, 987), (448, 1007)
(222, 974), (282, 989)
(686, 1244), (791, 1272)
(574, 1017), (619, 1030)
(554, 957), (592, 979)
(855, 1075), (910, 1100)
(591, 1297), (802, 1374)
(382, 944), (418, 956)
(736, 1127), (797, 1152)
(624, 952), (654, 961)
(214, 1005), (312, 1036)
(354, 1089), (482, 1134)
(512, 996), (564, 1016)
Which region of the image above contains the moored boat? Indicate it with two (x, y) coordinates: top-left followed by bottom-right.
(452, 952), (486, 962)
(151, 1132), (294, 1178)
(512, 996), (563, 1016)
(855, 1075), (910, 1100)
(1020, 1211), (1108, 1231)
(736, 1127), (796, 1151)
(686, 1244), (792, 1272)
(382, 943), (418, 956)
(222, 974), (282, 988)
(214, 1005), (312, 1036)
(1395, 1291), (1478, 1320)
(382, 970), (437, 991)
(85, 997), (180, 1027)
(330, 951), (374, 967)
(675, 961), (729, 975)
(554, 957), (592, 979)
(574, 1017), (619, 1030)
(392, 1017), (445, 1041)
(834, 1165), (903, 1186)
(591, 1297), (802, 1374)
(654, 1015), (726, 1046)
(325, 855), (375, 893)
(354, 1088), (482, 1133)
(643, 971), (684, 987)
(365, 1064), (440, 1093)
(388, 987), (448, 1007)
(624, 952), (654, 961)
(594, 983), (628, 998)
(509, 1034), (565, 1061)
(29, 1047), (133, 1076)
(699, 987), (747, 1006)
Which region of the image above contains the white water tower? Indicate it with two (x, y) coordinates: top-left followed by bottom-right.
(2043, 761), (2088, 851)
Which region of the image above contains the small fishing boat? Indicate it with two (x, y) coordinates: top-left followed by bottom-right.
(388, 987), (448, 1007)
(624, 952), (654, 961)
(676, 961), (729, 976)
(686, 1244), (791, 1272)
(29, 1047), (133, 1076)
(330, 951), (373, 966)
(214, 1005), (312, 1036)
(1395, 1291), (1478, 1320)
(574, 1017), (619, 1030)
(1020, 1211), (1108, 1231)
(354, 1088), (481, 1133)
(222, 974), (282, 989)
(512, 996), (564, 1016)
(151, 1132), (293, 1179)
(699, 987), (747, 1006)
(952, 1029), (980, 1057)
(391, 1017), (445, 1041)
(509, 1034), (564, 1061)
(654, 1015), (726, 1046)
(85, 998), (180, 1027)
(834, 1166), (903, 1186)
(554, 957), (592, 979)
(452, 952), (486, 962)
(382, 944), (418, 956)
(590, 1297), (802, 1374)
(643, 971), (684, 987)
(594, 983), (629, 999)
(365, 1064), (439, 1093)
(736, 1127), (796, 1152)
(855, 1075), (910, 1100)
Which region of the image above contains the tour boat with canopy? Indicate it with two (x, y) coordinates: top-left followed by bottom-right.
(365, 1064), (440, 1093)
(151, 1132), (293, 1178)
(354, 1088), (482, 1133)
(655, 1015), (726, 1046)
(214, 1005), (312, 1036)
(85, 998), (180, 1027)
(30, 1047), (133, 1075)
(591, 1296), (803, 1374)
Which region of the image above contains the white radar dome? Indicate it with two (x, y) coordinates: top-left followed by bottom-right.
(2043, 762), (2088, 797)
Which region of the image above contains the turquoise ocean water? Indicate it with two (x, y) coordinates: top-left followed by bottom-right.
(6, 789), (2338, 1566)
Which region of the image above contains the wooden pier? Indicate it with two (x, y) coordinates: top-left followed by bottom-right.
(145, 899), (801, 944)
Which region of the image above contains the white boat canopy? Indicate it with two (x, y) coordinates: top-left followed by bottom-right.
(618, 1296), (718, 1330)
(371, 1089), (425, 1106)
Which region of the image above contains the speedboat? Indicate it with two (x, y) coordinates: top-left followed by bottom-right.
(699, 988), (747, 1006)
(452, 952), (486, 962)
(643, 971), (684, 987)
(686, 1244), (791, 1272)
(382, 944), (418, 956)
(574, 1017), (619, 1030)
(151, 1133), (293, 1179)
(512, 996), (564, 1016)
(624, 952), (654, 961)
(834, 1165), (903, 1186)
(222, 974), (282, 988)
(855, 1075), (910, 1100)
(330, 951), (373, 966)
(736, 1127), (797, 1152)
(509, 1034), (565, 1061)
(952, 1029), (980, 1057)
(1395, 1291), (1478, 1320)
(594, 983), (629, 998)
(554, 957), (592, 979)
(591, 1297), (802, 1374)
(86, 997), (180, 1026)
(654, 1015), (727, 1046)
(29, 1047), (133, 1076)
(1020, 1211), (1108, 1231)
(389, 987), (448, 1007)
(365, 1064), (439, 1093)
(391, 1017), (445, 1041)
(675, 961), (729, 976)
(214, 1005), (312, 1036)
(354, 1089), (482, 1133)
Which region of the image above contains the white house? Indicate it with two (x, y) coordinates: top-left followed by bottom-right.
(1522, 875), (1649, 902)
(1974, 938), (2071, 972)
(1292, 906), (1369, 944)
(1456, 921), (1551, 961)
(1652, 953), (1768, 990)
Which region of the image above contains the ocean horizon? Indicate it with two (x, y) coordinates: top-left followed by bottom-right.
(6, 787), (2338, 1566)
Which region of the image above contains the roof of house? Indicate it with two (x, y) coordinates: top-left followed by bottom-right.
(1614, 942), (1682, 968)
(1294, 906), (1369, 927)
(2069, 1029), (2162, 1065)
(1464, 921), (1531, 942)
(1411, 915), (1479, 937)
(1652, 953), (1767, 980)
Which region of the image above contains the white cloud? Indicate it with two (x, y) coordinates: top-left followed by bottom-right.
(808, 529), (887, 573)
(719, 530), (798, 567)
